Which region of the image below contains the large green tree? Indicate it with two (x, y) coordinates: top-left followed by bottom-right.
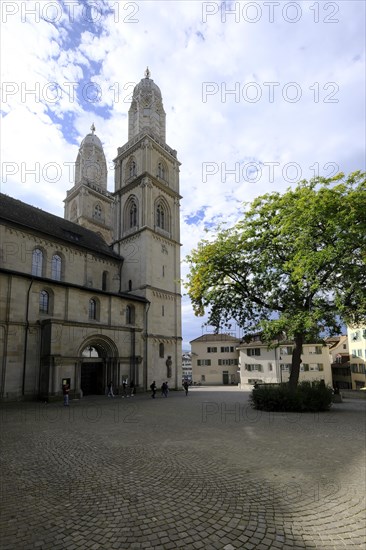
(186, 172), (366, 390)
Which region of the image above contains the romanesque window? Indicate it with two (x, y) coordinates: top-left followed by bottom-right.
(51, 254), (62, 281)
(124, 197), (139, 231)
(32, 248), (43, 277)
(156, 203), (165, 230)
(157, 160), (168, 182)
(102, 271), (109, 291)
(89, 298), (97, 320)
(39, 290), (49, 313)
(127, 159), (137, 179)
(158, 162), (165, 180)
(126, 305), (135, 325)
(159, 343), (164, 358)
(94, 203), (102, 219)
(129, 201), (137, 227)
(70, 202), (77, 221)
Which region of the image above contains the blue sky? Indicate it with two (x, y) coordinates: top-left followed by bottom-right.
(1, 0), (365, 349)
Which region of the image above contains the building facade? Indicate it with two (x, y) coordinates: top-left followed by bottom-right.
(347, 326), (366, 389)
(190, 334), (241, 385)
(182, 352), (192, 382)
(237, 338), (333, 389)
(327, 335), (351, 390)
(0, 70), (182, 401)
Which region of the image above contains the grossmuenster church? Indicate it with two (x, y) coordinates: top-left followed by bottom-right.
(0, 70), (182, 400)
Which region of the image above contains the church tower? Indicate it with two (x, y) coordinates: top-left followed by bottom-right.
(64, 124), (114, 243)
(113, 68), (182, 389)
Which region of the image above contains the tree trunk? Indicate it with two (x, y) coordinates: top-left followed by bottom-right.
(288, 333), (303, 391)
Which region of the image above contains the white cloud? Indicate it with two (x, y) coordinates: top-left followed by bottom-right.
(1, 0), (365, 349)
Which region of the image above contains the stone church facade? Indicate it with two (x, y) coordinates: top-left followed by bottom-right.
(0, 71), (182, 400)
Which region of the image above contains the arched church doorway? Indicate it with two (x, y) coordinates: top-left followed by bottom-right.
(78, 337), (119, 396)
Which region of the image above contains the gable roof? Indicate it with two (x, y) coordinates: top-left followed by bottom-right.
(190, 333), (241, 344)
(0, 193), (121, 261)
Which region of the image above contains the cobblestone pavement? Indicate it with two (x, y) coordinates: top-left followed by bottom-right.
(0, 388), (365, 550)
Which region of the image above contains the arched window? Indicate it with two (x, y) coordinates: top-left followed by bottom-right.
(159, 343), (164, 358)
(129, 201), (137, 228)
(39, 290), (49, 313)
(129, 161), (136, 178)
(156, 203), (165, 230)
(51, 254), (62, 281)
(124, 196), (139, 232)
(102, 271), (109, 291)
(70, 202), (77, 221)
(94, 203), (102, 219)
(126, 305), (135, 325)
(89, 299), (97, 320)
(32, 248), (43, 276)
(158, 162), (165, 180)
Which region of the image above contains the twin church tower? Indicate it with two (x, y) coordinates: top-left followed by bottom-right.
(65, 69), (182, 388)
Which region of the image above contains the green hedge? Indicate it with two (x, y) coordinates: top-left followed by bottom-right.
(250, 381), (333, 412)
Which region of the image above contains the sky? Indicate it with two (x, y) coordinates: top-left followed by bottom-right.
(1, 0), (365, 350)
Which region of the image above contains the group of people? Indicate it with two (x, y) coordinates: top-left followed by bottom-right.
(149, 380), (190, 398)
(150, 380), (169, 398)
(62, 378), (190, 405)
(107, 380), (136, 398)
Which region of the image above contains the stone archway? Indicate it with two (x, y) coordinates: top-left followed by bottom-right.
(78, 336), (119, 396)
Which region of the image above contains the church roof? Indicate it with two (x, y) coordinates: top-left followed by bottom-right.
(0, 193), (121, 261)
(133, 68), (162, 99)
(80, 132), (104, 150)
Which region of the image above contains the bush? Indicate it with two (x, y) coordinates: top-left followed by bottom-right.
(250, 381), (333, 412)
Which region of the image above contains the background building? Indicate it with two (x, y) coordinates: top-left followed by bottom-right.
(327, 335), (351, 390)
(190, 334), (240, 385)
(0, 71), (182, 401)
(182, 351), (192, 382)
(237, 338), (333, 389)
(347, 326), (366, 389)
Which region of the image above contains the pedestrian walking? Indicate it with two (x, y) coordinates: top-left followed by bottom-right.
(130, 380), (136, 397)
(150, 381), (157, 399)
(62, 382), (70, 406)
(161, 381), (168, 397)
(121, 380), (128, 398)
(107, 381), (115, 398)
(183, 380), (189, 396)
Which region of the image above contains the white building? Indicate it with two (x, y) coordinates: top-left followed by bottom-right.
(347, 326), (366, 389)
(238, 338), (333, 389)
(190, 334), (241, 385)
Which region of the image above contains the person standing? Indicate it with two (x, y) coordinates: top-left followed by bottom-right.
(62, 382), (70, 406)
(183, 380), (189, 396)
(161, 381), (168, 397)
(150, 381), (157, 399)
(107, 381), (115, 398)
(130, 380), (136, 397)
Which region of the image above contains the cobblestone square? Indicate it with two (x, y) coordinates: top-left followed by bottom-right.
(1, 388), (365, 549)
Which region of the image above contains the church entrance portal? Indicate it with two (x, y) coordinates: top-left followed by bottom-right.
(80, 360), (104, 396)
(79, 338), (119, 396)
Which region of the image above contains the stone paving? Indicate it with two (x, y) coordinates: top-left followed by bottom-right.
(0, 387), (365, 550)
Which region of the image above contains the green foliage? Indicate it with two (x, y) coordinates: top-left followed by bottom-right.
(186, 172), (366, 387)
(250, 382), (333, 412)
